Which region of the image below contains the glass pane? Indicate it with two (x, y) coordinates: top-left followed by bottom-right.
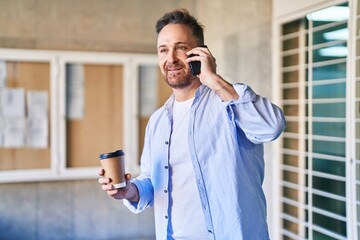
(311, 82), (346, 99)
(283, 170), (298, 184)
(313, 176), (345, 196)
(283, 154), (299, 167)
(312, 140), (345, 157)
(312, 102), (346, 118)
(283, 87), (299, 100)
(357, 185), (360, 201)
(313, 194), (346, 216)
(283, 54), (299, 67)
(0, 61), (51, 170)
(284, 104), (299, 116)
(285, 121), (299, 133)
(312, 121), (345, 137)
(355, 59), (360, 77)
(283, 219), (299, 234)
(307, 4), (349, 28)
(283, 20), (302, 35)
(356, 80), (360, 97)
(283, 71), (299, 83)
(356, 39), (360, 58)
(283, 236), (296, 240)
(313, 212), (346, 236)
(283, 186), (298, 201)
(313, 158), (345, 176)
(283, 203), (298, 218)
(66, 63), (123, 168)
(356, 164), (360, 180)
(311, 62), (346, 81)
(312, 23), (348, 45)
(284, 138), (299, 150)
(313, 43), (347, 63)
(283, 37), (299, 51)
(357, 143), (360, 160)
(313, 230), (339, 240)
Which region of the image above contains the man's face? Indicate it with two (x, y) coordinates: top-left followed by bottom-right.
(157, 24), (199, 89)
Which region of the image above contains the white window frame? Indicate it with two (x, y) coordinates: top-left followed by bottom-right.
(0, 48), (158, 183)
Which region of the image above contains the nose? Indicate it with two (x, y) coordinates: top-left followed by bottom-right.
(167, 49), (178, 63)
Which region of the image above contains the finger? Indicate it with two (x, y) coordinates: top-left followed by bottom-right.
(98, 177), (110, 184)
(187, 46), (209, 56)
(102, 184), (113, 191)
(98, 168), (105, 176)
(125, 173), (132, 181)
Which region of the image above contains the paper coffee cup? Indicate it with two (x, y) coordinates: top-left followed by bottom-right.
(99, 150), (126, 189)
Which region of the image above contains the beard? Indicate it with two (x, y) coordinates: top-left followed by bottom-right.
(164, 63), (196, 89)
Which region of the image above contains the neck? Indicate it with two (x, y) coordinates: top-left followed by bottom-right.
(173, 80), (201, 102)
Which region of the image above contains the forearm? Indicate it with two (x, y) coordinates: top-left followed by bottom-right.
(206, 73), (239, 101)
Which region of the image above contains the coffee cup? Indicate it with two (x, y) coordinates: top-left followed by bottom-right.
(99, 150), (126, 189)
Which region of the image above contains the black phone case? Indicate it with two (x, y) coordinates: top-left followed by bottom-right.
(188, 45), (207, 75)
(188, 54), (201, 75)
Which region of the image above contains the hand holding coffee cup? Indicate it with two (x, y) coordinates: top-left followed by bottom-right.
(99, 150), (126, 189)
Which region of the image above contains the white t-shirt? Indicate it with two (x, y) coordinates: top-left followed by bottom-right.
(168, 98), (208, 239)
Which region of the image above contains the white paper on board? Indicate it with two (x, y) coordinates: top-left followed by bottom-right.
(27, 90), (48, 118)
(139, 66), (158, 117)
(66, 64), (84, 119)
(1, 88), (25, 117)
(4, 117), (26, 148)
(26, 117), (48, 148)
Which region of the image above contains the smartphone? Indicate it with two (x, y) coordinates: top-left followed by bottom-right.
(188, 45), (207, 75)
(188, 54), (201, 75)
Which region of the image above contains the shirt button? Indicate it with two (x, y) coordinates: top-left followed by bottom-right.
(165, 141), (169, 145)
(164, 190), (168, 193)
(165, 216), (168, 219)
(164, 166), (169, 169)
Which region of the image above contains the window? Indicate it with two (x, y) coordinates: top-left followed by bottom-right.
(0, 49), (164, 182)
(277, 1), (360, 239)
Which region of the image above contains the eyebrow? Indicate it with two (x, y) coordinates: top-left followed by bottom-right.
(157, 42), (188, 49)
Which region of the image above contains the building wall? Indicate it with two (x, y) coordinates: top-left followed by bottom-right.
(0, 0), (273, 239)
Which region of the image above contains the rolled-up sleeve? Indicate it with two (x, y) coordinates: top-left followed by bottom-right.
(123, 175), (154, 213)
(224, 84), (286, 144)
(123, 124), (154, 213)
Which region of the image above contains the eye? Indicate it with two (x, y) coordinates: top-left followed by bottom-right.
(159, 48), (168, 54)
(176, 45), (187, 51)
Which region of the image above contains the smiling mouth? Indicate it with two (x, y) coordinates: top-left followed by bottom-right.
(167, 67), (183, 74)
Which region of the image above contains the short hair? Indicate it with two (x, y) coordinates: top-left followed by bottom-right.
(155, 9), (205, 46)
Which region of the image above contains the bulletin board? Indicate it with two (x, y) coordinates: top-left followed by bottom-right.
(0, 48), (160, 182)
(138, 69), (172, 158)
(0, 61), (51, 170)
(66, 64), (123, 168)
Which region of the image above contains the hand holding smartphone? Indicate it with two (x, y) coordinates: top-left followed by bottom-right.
(188, 45), (207, 75)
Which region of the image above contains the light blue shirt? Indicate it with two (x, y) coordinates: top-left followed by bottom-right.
(124, 84), (286, 240)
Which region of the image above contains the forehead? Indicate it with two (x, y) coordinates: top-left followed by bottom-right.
(157, 24), (197, 47)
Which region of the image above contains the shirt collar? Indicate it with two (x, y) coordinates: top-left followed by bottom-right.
(163, 84), (207, 119)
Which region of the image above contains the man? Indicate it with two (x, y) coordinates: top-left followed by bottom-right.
(99, 9), (286, 240)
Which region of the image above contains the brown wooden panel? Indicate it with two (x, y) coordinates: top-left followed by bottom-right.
(0, 61), (51, 170)
(66, 64), (123, 168)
